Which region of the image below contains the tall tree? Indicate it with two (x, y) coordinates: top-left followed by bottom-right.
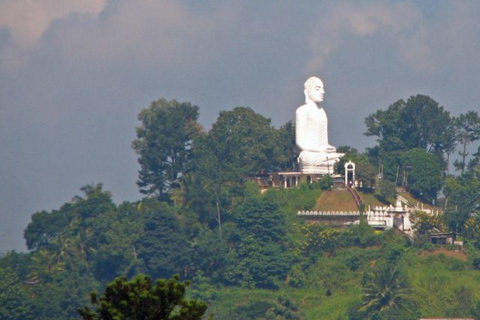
(207, 107), (277, 176)
(365, 95), (454, 153)
(467, 146), (480, 172)
(453, 111), (480, 174)
(402, 148), (443, 204)
(224, 195), (291, 288)
(274, 121), (297, 171)
(132, 99), (202, 199)
(134, 200), (191, 279)
(365, 95), (455, 179)
(186, 107), (279, 235)
(444, 172), (480, 238)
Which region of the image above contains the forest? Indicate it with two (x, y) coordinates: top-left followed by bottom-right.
(1, 95), (480, 319)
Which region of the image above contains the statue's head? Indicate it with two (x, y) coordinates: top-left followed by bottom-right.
(304, 76), (325, 103)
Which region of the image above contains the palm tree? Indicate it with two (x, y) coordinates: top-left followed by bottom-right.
(28, 249), (64, 282)
(359, 264), (412, 315)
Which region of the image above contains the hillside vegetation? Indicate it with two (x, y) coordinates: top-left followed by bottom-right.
(1, 96), (479, 319)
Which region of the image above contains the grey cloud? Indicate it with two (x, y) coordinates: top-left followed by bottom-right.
(306, 1), (433, 72)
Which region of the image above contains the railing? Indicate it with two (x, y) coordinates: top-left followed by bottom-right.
(397, 195), (409, 205)
(347, 186), (364, 210)
(297, 211), (361, 216)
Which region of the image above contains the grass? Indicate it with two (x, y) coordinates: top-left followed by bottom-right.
(405, 250), (479, 317)
(313, 190), (358, 211)
(357, 190), (390, 207)
(398, 192), (439, 211)
(209, 243), (480, 319)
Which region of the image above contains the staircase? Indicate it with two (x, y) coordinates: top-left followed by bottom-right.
(347, 186), (364, 210)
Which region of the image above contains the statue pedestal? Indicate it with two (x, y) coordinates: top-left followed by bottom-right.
(298, 151), (344, 174)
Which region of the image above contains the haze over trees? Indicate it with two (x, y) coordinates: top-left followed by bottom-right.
(0, 94), (479, 319)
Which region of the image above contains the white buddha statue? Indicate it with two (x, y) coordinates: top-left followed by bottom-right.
(296, 76), (343, 174)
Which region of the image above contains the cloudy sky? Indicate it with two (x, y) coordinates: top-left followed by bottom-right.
(1, 0), (480, 252)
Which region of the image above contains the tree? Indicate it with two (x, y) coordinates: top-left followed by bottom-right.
(265, 296), (305, 320)
(224, 195), (291, 288)
(409, 210), (446, 235)
(207, 107), (278, 176)
(78, 274), (207, 320)
(336, 152), (377, 187)
(132, 98), (202, 199)
(134, 200), (191, 279)
(365, 95), (454, 154)
(88, 202), (143, 282)
(29, 269), (98, 320)
(301, 224), (341, 257)
(186, 107), (280, 236)
(24, 184), (115, 251)
(365, 95), (455, 179)
(186, 134), (233, 235)
(467, 146), (480, 172)
(273, 121), (297, 171)
(0, 268), (33, 320)
(190, 227), (228, 279)
(402, 148), (443, 204)
(454, 111), (480, 174)
(443, 173), (480, 238)
(24, 208), (73, 251)
(376, 180), (397, 202)
(356, 265), (415, 319)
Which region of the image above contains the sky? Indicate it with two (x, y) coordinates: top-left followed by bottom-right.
(1, 0), (480, 253)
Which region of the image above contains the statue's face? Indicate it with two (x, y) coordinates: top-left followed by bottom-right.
(306, 79), (325, 103)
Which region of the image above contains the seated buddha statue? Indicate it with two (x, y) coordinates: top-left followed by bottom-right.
(295, 76), (344, 174)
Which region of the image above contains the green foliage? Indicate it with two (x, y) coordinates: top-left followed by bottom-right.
(444, 173), (480, 237)
(365, 95), (454, 155)
(467, 146), (480, 171)
(375, 179), (397, 202)
(232, 300), (274, 320)
(274, 121), (297, 171)
(336, 153), (377, 187)
(453, 111), (480, 173)
(190, 227), (228, 279)
(355, 264), (415, 319)
(409, 210), (446, 235)
(30, 269), (99, 320)
(365, 95), (454, 181)
(207, 106), (278, 176)
(341, 224), (381, 248)
(24, 183), (116, 252)
(230, 296), (305, 320)
(265, 296), (305, 320)
(225, 195), (291, 288)
(24, 208), (73, 251)
(313, 175), (333, 190)
(0, 268), (33, 320)
(135, 200), (191, 279)
(88, 202), (143, 281)
(78, 274), (207, 320)
(402, 148), (443, 203)
(301, 224), (341, 256)
(132, 98), (202, 199)
(188, 271), (217, 303)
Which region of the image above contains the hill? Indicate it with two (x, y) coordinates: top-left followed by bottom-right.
(207, 243), (478, 319)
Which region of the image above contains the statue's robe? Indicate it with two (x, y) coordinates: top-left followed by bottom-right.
(295, 103), (343, 174)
